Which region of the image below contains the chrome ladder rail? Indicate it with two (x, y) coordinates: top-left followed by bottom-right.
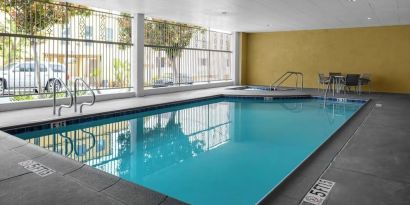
(74, 78), (96, 113)
(53, 78), (74, 116)
(270, 71), (304, 91)
(323, 78), (333, 108)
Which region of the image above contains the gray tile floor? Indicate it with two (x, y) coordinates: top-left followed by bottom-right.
(1, 87), (409, 205)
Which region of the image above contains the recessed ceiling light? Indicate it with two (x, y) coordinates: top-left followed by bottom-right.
(367, 17), (372, 20)
(347, 0), (357, 2)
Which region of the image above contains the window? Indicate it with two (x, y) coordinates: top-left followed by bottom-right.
(0, 2), (132, 98)
(18, 63), (47, 72)
(49, 64), (66, 72)
(144, 19), (232, 88)
(201, 58), (207, 66)
(17, 63), (33, 72)
(85, 26), (93, 39)
(106, 28), (113, 41)
(85, 26), (93, 46)
(156, 57), (166, 68)
(62, 26), (71, 38)
(62, 26), (71, 45)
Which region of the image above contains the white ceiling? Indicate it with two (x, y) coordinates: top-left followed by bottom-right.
(64, 0), (410, 32)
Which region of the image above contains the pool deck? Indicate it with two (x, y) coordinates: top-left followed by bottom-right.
(1, 86), (409, 205)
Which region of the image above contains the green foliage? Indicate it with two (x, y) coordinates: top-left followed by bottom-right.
(0, 0), (90, 94)
(145, 19), (204, 61)
(10, 95), (34, 102)
(113, 58), (130, 87)
(9, 91), (89, 102)
(0, 0), (91, 35)
(0, 21), (24, 65)
(118, 13), (132, 49)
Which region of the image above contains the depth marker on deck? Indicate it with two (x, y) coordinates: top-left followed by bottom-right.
(302, 178), (335, 205)
(18, 160), (55, 177)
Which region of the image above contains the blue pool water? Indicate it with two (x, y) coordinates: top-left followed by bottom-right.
(16, 97), (364, 205)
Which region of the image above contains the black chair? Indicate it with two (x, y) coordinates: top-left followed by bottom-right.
(344, 74), (360, 94)
(329, 72), (341, 83)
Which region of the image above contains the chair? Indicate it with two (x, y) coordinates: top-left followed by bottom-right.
(343, 74), (360, 94)
(318, 73), (330, 92)
(359, 73), (371, 94)
(328, 72), (341, 84)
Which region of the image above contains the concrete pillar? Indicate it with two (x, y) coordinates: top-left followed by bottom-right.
(232, 32), (240, 85)
(132, 13), (145, 96)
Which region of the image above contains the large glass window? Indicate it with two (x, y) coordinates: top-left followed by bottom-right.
(144, 19), (232, 88)
(0, 1), (132, 101)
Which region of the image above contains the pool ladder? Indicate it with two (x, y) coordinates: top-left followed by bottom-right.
(270, 71), (304, 91)
(53, 78), (96, 116)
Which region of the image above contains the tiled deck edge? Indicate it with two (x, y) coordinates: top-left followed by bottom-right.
(0, 131), (187, 205)
(259, 99), (375, 204)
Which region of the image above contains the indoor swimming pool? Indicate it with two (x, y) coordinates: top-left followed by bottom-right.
(12, 97), (365, 205)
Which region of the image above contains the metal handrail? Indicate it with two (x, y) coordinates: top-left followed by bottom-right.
(74, 78), (96, 113)
(270, 71), (304, 91)
(53, 78), (74, 116)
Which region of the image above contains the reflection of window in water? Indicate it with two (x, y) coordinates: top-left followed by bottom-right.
(24, 102), (232, 177)
(143, 103), (231, 151)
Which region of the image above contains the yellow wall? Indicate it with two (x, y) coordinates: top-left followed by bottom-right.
(242, 25), (410, 93)
(240, 33), (248, 85)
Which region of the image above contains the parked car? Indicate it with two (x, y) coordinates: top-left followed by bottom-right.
(153, 73), (194, 88)
(0, 61), (69, 92)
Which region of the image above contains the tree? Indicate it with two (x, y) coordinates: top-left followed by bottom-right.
(0, 0), (90, 93)
(118, 13), (132, 50)
(113, 58), (130, 87)
(0, 20), (23, 66)
(144, 19), (204, 84)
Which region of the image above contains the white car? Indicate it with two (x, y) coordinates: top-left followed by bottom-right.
(153, 73), (194, 88)
(0, 61), (68, 93)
